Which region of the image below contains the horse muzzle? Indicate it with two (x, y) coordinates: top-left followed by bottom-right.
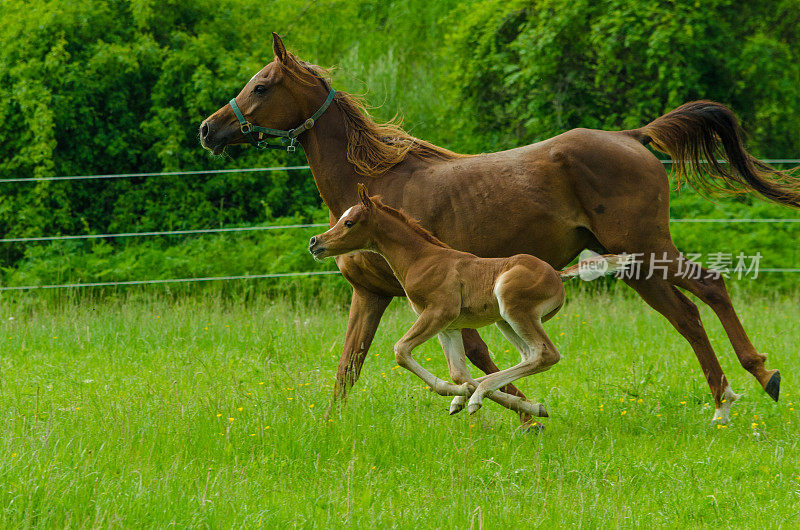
(200, 106), (242, 154)
(308, 236), (328, 260)
(199, 119), (227, 155)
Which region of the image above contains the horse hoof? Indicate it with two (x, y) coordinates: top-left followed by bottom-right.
(521, 402), (548, 418)
(710, 414), (729, 426)
(449, 401), (465, 415)
(468, 402), (482, 415)
(764, 370), (781, 402)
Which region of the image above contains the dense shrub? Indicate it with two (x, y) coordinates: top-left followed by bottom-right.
(0, 0), (798, 291)
(446, 0), (800, 154)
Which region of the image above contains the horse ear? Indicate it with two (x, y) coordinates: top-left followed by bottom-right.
(272, 32), (287, 62)
(357, 183), (372, 209)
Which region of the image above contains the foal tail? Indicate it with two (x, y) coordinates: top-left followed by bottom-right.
(559, 253), (633, 282)
(625, 100), (800, 208)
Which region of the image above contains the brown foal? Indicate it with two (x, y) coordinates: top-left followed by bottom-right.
(309, 184), (630, 418)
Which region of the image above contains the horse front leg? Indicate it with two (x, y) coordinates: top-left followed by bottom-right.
(393, 310), (469, 397)
(326, 287), (392, 420)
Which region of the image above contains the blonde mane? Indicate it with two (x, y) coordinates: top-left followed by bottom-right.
(281, 54), (471, 176)
(371, 197), (451, 249)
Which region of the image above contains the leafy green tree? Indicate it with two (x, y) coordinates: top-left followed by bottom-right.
(446, 0), (800, 156)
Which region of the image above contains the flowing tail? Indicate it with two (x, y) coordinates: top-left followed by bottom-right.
(624, 100), (800, 208)
(560, 253), (634, 282)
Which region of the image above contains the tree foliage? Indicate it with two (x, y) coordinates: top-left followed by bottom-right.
(447, 0), (800, 154)
(0, 0), (798, 287)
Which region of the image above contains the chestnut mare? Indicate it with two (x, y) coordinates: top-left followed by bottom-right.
(309, 184), (632, 420)
(201, 33), (798, 424)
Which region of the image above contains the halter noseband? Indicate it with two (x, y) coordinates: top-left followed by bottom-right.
(228, 88), (336, 152)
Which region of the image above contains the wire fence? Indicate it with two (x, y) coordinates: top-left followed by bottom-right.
(0, 223), (329, 243)
(0, 271), (340, 292)
(1, 163), (798, 291)
(0, 165), (312, 184)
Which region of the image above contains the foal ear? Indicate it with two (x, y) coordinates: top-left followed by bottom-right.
(357, 183), (372, 209)
(272, 32), (288, 63)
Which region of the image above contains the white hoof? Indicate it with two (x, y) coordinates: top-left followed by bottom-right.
(450, 395), (466, 415)
(711, 385), (742, 425)
(468, 401), (482, 415)
(520, 401), (548, 418)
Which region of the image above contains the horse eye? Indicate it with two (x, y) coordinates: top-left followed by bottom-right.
(254, 85), (266, 94)
(344, 220), (354, 228)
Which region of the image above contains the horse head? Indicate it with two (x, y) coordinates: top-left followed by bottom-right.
(199, 33), (332, 155)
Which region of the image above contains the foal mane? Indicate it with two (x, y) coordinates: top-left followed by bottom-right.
(371, 197), (452, 249)
(280, 53), (470, 176)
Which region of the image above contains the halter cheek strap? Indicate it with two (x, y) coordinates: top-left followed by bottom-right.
(228, 88), (336, 152)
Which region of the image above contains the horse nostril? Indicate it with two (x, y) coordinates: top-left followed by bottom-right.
(200, 122), (210, 140)
(309, 236), (317, 248)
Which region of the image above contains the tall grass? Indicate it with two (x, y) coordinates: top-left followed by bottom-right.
(1, 286), (798, 527)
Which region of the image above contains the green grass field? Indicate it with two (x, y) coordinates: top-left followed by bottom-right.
(1, 283), (798, 527)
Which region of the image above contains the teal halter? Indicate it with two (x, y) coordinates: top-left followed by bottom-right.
(228, 88), (336, 152)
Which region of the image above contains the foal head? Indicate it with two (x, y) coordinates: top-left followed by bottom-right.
(309, 184), (377, 260)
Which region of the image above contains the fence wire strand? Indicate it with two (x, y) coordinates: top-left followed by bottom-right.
(0, 223), (328, 243)
(1, 163), (798, 291)
(0, 165), (312, 183)
(0, 270), (341, 292)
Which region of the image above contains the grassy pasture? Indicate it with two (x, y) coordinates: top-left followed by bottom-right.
(1, 283), (799, 527)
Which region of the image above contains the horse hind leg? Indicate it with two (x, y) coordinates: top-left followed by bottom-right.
(467, 317), (561, 415)
(460, 329), (534, 424)
(440, 331), (548, 418)
(672, 262), (780, 401)
(623, 275), (739, 423)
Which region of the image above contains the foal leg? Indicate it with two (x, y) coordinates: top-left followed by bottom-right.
(461, 329), (535, 425)
(440, 330), (548, 418)
(439, 331), (480, 414)
(468, 319), (561, 415)
(394, 310), (474, 399)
